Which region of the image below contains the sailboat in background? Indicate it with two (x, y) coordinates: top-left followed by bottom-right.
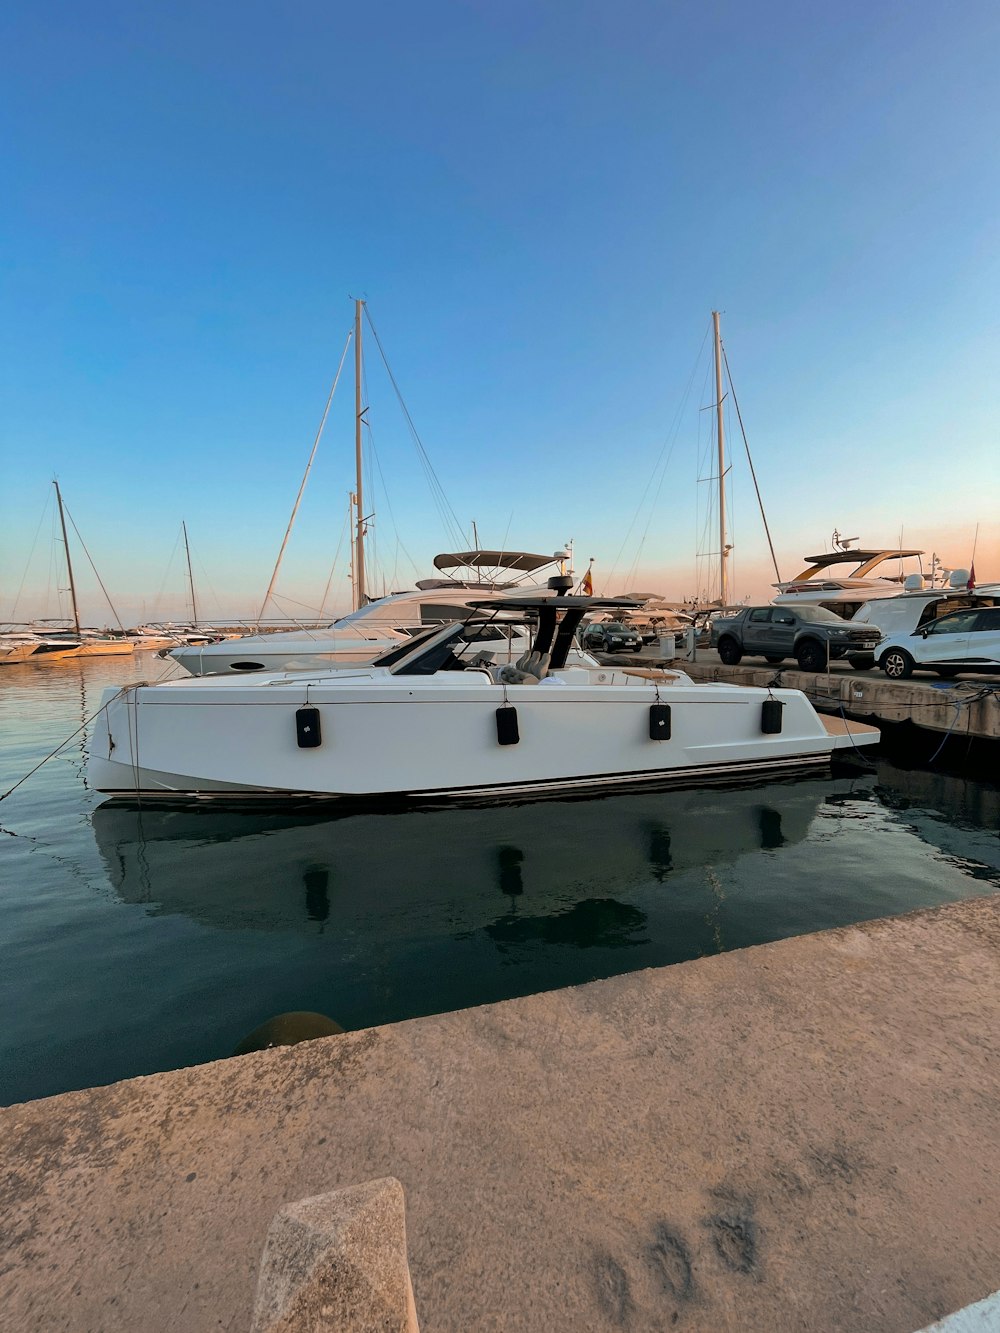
(11, 482), (135, 660)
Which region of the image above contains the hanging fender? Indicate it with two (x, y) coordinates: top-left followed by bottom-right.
(296, 706), (322, 748)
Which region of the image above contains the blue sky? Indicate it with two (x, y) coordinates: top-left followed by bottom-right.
(3, 0), (998, 624)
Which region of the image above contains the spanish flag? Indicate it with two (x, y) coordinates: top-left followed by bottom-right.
(581, 567), (594, 596)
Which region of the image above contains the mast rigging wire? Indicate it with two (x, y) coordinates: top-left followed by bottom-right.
(317, 504), (352, 619)
(603, 325), (711, 595)
(7, 487), (53, 622)
(362, 307), (467, 552)
(258, 328), (353, 623)
(363, 419), (422, 582)
(722, 344), (782, 585)
(62, 504), (126, 630)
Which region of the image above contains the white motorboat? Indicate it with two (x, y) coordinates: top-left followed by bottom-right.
(771, 537), (955, 618)
(0, 632), (82, 664)
(89, 595), (879, 805)
(168, 548), (573, 676)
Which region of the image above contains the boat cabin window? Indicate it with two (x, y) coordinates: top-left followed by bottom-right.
(748, 608), (771, 623)
(419, 601), (474, 622)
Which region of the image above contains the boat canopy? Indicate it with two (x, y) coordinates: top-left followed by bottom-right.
(785, 549), (925, 583)
(432, 550), (562, 576)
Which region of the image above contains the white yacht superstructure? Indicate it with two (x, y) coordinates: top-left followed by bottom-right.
(169, 549), (572, 676)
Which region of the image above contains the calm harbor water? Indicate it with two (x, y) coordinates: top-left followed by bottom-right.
(1, 653), (998, 1107)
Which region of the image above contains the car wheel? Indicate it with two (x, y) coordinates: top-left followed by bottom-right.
(633, 644), (643, 653)
(795, 640), (826, 672)
(764, 655), (784, 664)
(848, 654), (873, 671)
(935, 667), (960, 679)
(717, 637), (742, 665)
(881, 648), (914, 680)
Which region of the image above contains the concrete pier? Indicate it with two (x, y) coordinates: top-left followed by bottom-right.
(3, 895), (1000, 1332)
(624, 652), (1000, 744)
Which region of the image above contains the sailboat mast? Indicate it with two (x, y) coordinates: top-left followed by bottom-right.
(182, 520), (199, 627)
(354, 298), (366, 607)
(53, 479), (81, 637)
(348, 491), (357, 611)
(713, 311), (729, 606)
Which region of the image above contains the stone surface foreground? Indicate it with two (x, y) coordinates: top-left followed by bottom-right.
(250, 1177), (418, 1332)
(2, 895), (1000, 1331)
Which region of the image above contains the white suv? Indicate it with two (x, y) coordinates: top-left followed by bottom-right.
(878, 606), (1000, 680)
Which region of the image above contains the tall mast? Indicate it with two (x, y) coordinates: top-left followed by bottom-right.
(53, 479), (81, 637)
(713, 311), (729, 606)
(354, 298), (366, 607)
(182, 520), (199, 627)
(348, 491), (358, 611)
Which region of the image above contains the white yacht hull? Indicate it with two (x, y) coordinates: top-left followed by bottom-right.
(90, 672), (876, 805)
(76, 639), (135, 657)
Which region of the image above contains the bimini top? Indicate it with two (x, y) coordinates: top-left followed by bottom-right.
(780, 549), (926, 585)
(467, 595), (636, 611)
(432, 550), (564, 576)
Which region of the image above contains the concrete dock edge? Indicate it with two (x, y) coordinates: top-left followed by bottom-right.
(2, 894), (1000, 1331)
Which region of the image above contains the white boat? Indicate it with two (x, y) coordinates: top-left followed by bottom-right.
(126, 625), (219, 652)
(771, 537), (954, 618)
(168, 548), (572, 676)
(16, 482), (136, 660)
(76, 634), (135, 657)
(27, 627), (134, 658)
(0, 632), (82, 664)
(89, 595), (878, 805)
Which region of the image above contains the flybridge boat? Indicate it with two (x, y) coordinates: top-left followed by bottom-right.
(169, 548), (573, 676)
(772, 540), (954, 619)
(89, 593), (879, 806)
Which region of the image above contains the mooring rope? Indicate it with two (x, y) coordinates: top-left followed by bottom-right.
(0, 688), (129, 803)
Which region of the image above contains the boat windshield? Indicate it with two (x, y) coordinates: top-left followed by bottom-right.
(799, 606), (853, 623)
(369, 623), (452, 668)
(371, 620), (522, 676)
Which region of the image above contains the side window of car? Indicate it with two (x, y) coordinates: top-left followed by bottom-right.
(927, 611), (979, 635)
(748, 608), (770, 623)
(774, 613), (795, 625)
(974, 609), (1000, 633)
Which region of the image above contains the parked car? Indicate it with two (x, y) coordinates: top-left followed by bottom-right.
(580, 621), (644, 653)
(710, 605), (883, 671)
(846, 586), (1000, 669)
(877, 605), (1000, 679)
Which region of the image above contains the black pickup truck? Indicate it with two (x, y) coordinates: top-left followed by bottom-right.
(710, 605), (883, 671)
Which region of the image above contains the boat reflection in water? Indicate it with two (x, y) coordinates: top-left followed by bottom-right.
(80, 762), (1000, 1086)
(91, 758), (999, 1005)
(91, 780), (833, 955)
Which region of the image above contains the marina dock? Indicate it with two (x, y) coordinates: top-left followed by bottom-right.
(3, 894), (1000, 1332)
(618, 651), (1000, 747)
